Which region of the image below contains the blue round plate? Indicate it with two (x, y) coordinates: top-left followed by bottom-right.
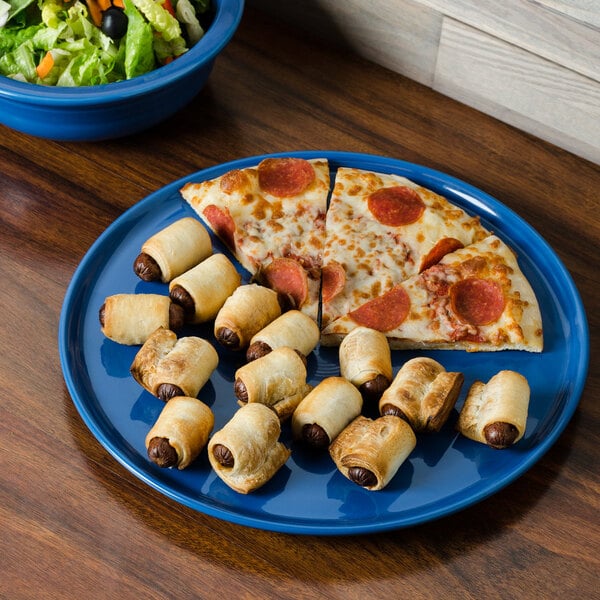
(59, 151), (589, 535)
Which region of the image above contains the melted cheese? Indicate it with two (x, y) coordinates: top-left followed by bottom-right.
(321, 168), (489, 326)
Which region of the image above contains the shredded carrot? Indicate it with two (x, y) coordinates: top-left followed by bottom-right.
(36, 51), (54, 79)
(98, 0), (111, 10)
(161, 0), (176, 17)
(86, 0), (103, 26)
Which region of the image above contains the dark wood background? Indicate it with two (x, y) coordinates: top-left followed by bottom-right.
(2, 6), (598, 598)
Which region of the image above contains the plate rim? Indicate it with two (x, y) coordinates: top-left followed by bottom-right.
(59, 150), (590, 535)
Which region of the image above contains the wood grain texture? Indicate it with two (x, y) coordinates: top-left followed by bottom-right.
(434, 18), (600, 164)
(534, 0), (600, 28)
(1, 6), (599, 599)
(249, 0), (600, 164)
(420, 0), (600, 81)
(249, 0), (443, 86)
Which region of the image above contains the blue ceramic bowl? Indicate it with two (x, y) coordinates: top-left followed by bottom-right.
(0, 0), (244, 141)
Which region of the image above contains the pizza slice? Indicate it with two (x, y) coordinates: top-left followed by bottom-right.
(321, 234), (543, 352)
(320, 167), (491, 328)
(180, 157), (330, 320)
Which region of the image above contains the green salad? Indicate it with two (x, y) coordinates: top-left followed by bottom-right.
(0, 0), (210, 85)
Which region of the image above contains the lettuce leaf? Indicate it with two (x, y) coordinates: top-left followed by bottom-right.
(122, 0), (154, 79)
(129, 0), (182, 42)
(1, 0), (36, 25)
(175, 0), (203, 45)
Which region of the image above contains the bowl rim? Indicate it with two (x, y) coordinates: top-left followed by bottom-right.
(0, 0), (244, 105)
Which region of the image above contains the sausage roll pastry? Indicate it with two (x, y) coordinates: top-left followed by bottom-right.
(214, 284), (282, 351)
(208, 403), (291, 494)
(457, 370), (530, 449)
(234, 346), (311, 420)
(169, 253), (241, 324)
(134, 217), (213, 283)
(339, 326), (393, 401)
(329, 415), (416, 491)
(99, 293), (184, 345)
(145, 396), (214, 469)
(130, 327), (219, 401)
(291, 376), (363, 449)
(246, 309), (320, 362)
(378, 357), (464, 433)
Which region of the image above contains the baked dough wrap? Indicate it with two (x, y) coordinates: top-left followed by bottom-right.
(234, 346), (311, 420)
(208, 403), (291, 494)
(339, 326), (393, 398)
(291, 377), (363, 448)
(130, 327), (218, 400)
(247, 310), (320, 360)
(378, 357), (464, 433)
(457, 370), (530, 448)
(214, 284), (282, 351)
(329, 415), (416, 491)
(141, 217), (212, 283)
(101, 293), (171, 345)
(145, 396), (214, 469)
(169, 253), (241, 323)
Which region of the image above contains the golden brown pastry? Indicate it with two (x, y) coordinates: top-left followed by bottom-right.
(339, 326), (393, 401)
(208, 403), (291, 494)
(291, 376), (363, 449)
(145, 396), (214, 469)
(378, 357), (464, 433)
(234, 346), (311, 420)
(134, 217), (213, 283)
(130, 327), (218, 401)
(246, 310), (320, 362)
(169, 253), (241, 324)
(457, 370), (530, 449)
(329, 415), (416, 491)
(214, 284), (282, 351)
(99, 293), (184, 345)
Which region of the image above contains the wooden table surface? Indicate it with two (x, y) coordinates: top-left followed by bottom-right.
(2, 6), (598, 599)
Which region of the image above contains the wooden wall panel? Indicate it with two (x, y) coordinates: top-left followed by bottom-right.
(434, 18), (600, 164)
(535, 0), (600, 28)
(419, 0), (600, 81)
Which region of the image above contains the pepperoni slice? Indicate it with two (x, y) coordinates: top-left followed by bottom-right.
(367, 186), (425, 226)
(321, 261), (346, 303)
(260, 258), (309, 309)
(450, 278), (505, 325)
(420, 238), (464, 272)
(202, 204), (235, 249)
(257, 158), (315, 197)
(348, 286), (410, 332)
